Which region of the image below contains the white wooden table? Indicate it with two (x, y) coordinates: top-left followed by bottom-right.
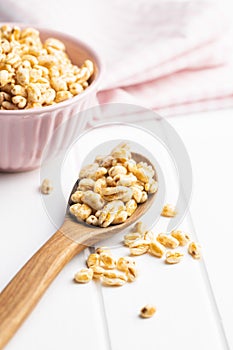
(0, 108), (232, 350)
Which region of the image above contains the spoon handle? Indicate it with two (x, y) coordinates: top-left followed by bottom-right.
(0, 230), (83, 349)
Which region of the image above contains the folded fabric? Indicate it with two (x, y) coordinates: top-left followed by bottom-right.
(1, 0), (233, 116)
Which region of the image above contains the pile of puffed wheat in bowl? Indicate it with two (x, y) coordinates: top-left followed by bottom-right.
(0, 25), (94, 110)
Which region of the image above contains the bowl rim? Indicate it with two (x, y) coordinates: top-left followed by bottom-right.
(0, 23), (102, 117)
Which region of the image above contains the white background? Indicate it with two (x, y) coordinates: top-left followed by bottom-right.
(1, 0), (233, 349)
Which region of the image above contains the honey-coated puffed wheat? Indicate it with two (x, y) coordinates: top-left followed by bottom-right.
(86, 253), (100, 268)
(0, 25), (94, 109)
(75, 248), (138, 287)
(129, 239), (150, 256)
(69, 143), (158, 227)
(73, 219), (201, 322)
(140, 304), (156, 318)
(161, 204), (177, 217)
(40, 178), (53, 195)
(74, 268), (93, 283)
(188, 241), (201, 259)
(149, 240), (166, 258)
(165, 251), (184, 264)
(171, 230), (190, 246)
(99, 252), (116, 269)
(156, 233), (179, 249)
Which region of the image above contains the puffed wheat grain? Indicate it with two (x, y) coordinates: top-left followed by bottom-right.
(40, 178), (53, 194)
(140, 305), (156, 318)
(188, 242), (201, 259)
(161, 204), (177, 217)
(165, 251), (184, 264)
(156, 233), (179, 249)
(74, 268), (93, 283)
(149, 240), (165, 258)
(171, 230), (190, 246)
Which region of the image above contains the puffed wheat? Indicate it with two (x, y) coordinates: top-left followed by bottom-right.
(124, 231), (143, 247)
(112, 210), (128, 224)
(0, 25), (94, 110)
(116, 257), (136, 272)
(98, 200), (125, 227)
(73, 216), (202, 338)
(161, 204), (177, 217)
(86, 215), (99, 226)
(116, 257), (138, 282)
(71, 190), (83, 203)
(156, 233), (179, 249)
(86, 253), (100, 268)
(74, 268), (93, 283)
(81, 190), (105, 211)
(40, 178), (53, 194)
(91, 265), (105, 279)
(188, 242), (201, 259)
(101, 270), (127, 287)
(129, 239), (149, 256)
(78, 178), (95, 191)
(140, 305), (156, 318)
(149, 240), (165, 258)
(165, 251), (184, 264)
(125, 199), (137, 216)
(99, 252), (116, 269)
(171, 230), (190, 246)
(69, 143), (157, 227)
(144, 230), (156, 242)
(70, 203), (92, 221)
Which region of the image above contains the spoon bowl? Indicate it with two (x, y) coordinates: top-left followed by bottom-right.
(64, 152), (157, 246)
(0, 151), (157, 350)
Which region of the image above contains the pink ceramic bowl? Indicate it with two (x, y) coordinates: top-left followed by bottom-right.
(0, 24), (102, 172)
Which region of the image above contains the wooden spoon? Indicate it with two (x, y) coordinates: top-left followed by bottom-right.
(0, 153), (157, 349)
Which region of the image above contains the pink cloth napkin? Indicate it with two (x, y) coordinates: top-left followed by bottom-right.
(95, 1), (233, 116)
(1, 0), (233, 116)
